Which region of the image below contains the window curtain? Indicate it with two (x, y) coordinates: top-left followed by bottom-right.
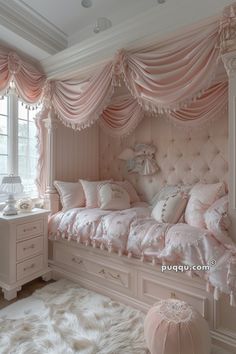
(35, 107), (49, 198)
(0, 48), (45, 104)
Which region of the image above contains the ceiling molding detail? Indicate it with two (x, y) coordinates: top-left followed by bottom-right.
(0, 0), (67, 55)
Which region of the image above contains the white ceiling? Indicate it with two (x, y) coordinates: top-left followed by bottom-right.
(0, 0), (233, 64)
(22, 0), (159, 41)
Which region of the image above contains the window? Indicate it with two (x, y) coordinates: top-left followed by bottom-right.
(0, 91), (40, 200)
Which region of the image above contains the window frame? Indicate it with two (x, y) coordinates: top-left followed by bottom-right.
(0, 89), (39, 201)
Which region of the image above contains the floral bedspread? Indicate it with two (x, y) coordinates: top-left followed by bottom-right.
(49, 204), (236, 305)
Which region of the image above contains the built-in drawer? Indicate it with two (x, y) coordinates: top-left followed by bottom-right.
(54, 244), (133, 294)
(17, 255), (43, 281)
(17, 236), (44, 261)
(138, 271), (207, 319)
(16, 219), (43, 240)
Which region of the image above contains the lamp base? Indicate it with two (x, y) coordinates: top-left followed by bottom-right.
(2, 195), (18, 216)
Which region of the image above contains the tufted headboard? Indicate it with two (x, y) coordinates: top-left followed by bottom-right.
(99, 113), (228, 202)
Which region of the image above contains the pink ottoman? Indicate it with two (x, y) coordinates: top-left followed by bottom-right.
(144, 299), (211, 354)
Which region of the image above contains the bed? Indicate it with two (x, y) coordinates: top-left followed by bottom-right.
(43, 107), (236, 351)
(38, 4), (236, 351)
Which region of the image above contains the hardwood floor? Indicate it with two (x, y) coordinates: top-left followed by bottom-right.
(0, 278), (54, 310)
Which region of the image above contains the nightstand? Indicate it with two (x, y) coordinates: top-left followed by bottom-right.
(0, 208), (51, 300)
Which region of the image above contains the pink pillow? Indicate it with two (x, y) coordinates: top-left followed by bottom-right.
(185, 182), (226, 228)
(80, 179), (111, 208)
(54, 181), (85, 211)
(115, 180), (140, 203)
(204, 195), (231, 243)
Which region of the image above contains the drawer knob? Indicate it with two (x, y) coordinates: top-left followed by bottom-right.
(98, 268), (124, 285)
(23, 263), (35, 272)
(72, 257), (83, 265)
(23, 244), (35, 251)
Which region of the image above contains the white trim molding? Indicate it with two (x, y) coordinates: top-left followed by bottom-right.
(0, 0), (67, 55)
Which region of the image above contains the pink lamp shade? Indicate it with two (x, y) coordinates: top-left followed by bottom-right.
(144, 299), (211, 354)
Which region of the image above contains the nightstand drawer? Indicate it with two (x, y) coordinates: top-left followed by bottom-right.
(17, 255), (43, 281)
(17, 236), (44, 261)
(16, 219), (43, 240)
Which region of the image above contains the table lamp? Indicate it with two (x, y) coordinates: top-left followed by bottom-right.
(0, 175), (23, 215)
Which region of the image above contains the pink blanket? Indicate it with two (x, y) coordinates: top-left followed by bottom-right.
(49, 205), (236, 304)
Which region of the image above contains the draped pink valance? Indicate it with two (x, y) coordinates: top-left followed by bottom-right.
(43, 5), (232, 136)
(0, 47), (45, 104)
(167, 81), (228, 126)
(113, 19), (222, 113)
(99, 95), (143, 137)
(44, 62), (114, 130)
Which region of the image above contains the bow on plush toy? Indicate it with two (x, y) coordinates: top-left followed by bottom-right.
(118, 144), (159, 176)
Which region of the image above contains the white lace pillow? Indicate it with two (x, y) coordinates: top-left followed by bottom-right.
(185, 182), (226, 228)
(54, 181), (85, 211)
(98, 183), (130, 210)
(151, 192), (188, 224)
(80, 179), (111, 208)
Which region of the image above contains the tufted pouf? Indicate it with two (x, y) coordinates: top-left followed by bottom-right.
(144, 299), (211, 354)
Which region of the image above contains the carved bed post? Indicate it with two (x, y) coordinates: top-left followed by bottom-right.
(43, 108), (59, 214)
(223, 52), (236, 243)
(221, 4), (236, 242)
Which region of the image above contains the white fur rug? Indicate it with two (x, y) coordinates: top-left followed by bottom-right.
(0, 279), (147, 354)
(0, 279), (231, 354)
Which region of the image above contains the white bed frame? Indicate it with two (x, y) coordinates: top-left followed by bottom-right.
(41, 41), (236, 353)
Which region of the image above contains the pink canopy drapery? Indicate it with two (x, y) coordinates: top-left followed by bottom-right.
(0, 47), (45, 104)
(113, 19), (222, 113)
(42, 5), (232, 137)
(99, 95), (143, 137)
(167, 81), (228, 126)
(43, 62), (114, 130)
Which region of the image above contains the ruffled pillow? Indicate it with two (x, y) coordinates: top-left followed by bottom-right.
(151, 192), (188, 224)
(79, 179), (111, 208)
(54, 181), (85, 211)
(204, 195), (232, 244)
(98, 182), (130, 210)
(185, 182), (226, 228)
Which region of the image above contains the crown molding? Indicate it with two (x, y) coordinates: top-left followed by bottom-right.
(41, 0), (231, 80)
(0, 0), (67, 55)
